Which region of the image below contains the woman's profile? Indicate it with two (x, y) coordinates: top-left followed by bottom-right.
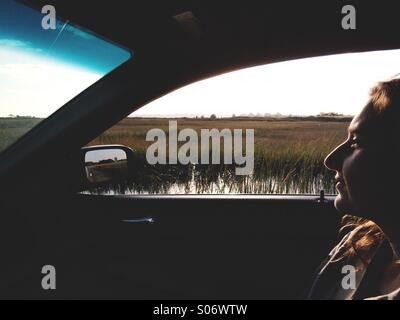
(308, 77), (400, 300)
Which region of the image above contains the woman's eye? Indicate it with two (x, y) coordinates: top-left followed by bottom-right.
(350, 139), (361, 149)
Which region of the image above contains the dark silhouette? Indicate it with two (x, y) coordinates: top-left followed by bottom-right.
(308, 77), (400, 300)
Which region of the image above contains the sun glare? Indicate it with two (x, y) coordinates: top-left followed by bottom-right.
(0, 47), (101, 117)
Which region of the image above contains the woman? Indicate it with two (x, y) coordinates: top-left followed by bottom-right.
(308, 77), (400, 300)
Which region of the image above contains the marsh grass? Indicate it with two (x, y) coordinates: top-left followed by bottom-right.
(0, 118), (42, 151)
(0, 117), (349, 194)
(88, 118), (349, 194)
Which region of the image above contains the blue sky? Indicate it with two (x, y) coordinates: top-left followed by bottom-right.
(0, 0), (131, 117)
(0, 0), (131, 74)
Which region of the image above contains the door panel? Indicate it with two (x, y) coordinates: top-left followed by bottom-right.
(16, 194), (340, 299)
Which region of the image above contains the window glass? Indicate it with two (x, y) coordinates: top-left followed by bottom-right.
(87, 49), (400, 195)
(0, 0), (132, 152)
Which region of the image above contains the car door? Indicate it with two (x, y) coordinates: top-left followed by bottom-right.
(0, 182), (340, 300)
(61, 193), (340, 299)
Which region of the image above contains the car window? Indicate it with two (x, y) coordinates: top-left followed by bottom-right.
(0, 0), (132, 153)
(86, 49), (400, 195)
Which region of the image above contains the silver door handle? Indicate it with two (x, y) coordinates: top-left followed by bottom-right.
(122, 217), (155, 224)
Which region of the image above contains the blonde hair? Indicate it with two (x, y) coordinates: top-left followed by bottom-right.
(370, 76), (400, 113)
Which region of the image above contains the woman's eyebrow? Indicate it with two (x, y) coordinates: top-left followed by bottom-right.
(348, 119), (370, 135)
(348, 124), (372, 139)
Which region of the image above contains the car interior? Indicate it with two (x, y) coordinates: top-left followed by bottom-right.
(1, 0), (400, 299)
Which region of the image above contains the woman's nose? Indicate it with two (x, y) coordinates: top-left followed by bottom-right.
(324, 143), (345, 171)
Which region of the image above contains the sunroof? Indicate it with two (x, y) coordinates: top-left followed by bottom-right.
(0, 0), (132, 152)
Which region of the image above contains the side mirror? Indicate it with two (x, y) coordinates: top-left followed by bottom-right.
(81, 145), (134, 187)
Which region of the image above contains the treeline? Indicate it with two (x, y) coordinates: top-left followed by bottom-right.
(2, 115), (39, 119)
(130, 115), (352, 122)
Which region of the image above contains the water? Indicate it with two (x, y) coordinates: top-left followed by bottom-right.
(83, 163), (336, 195)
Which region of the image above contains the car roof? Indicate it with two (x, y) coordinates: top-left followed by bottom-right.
(26, 0), (400, 77)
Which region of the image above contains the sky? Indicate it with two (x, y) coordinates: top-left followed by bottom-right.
(132, 49), (400, 118)
(2, 0), (400, 119)
(0, 0), (131, 118)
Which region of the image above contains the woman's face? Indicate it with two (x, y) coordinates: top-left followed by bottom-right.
(324, 102), (398, 222)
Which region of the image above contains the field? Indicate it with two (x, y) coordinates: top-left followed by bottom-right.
(0, 117), (350, 194)
(0, 118), (42, 151)
(88, 117), (350, 195)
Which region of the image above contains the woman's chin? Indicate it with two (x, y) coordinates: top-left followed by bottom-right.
(334, 193), (350, 214)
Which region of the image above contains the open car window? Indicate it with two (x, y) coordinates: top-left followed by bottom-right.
(0, 0), (132, 153)
(85, 49), (400, 195)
